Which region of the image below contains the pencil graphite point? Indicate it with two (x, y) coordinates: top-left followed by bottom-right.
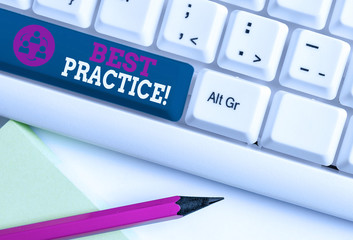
(176, 196), (224, 216)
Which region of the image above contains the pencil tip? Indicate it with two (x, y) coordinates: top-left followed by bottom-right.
(208, 197), (224, 205)
(176, 196), (224, 216)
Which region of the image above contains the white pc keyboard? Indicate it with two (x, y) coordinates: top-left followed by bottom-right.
(2, 0), (353, 221)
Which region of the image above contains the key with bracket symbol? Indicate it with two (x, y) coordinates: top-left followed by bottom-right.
(157, 0), (227, 63)
(218, 10), (288, 81)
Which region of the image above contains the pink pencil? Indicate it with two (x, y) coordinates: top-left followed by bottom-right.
(0, 196), (223, 240)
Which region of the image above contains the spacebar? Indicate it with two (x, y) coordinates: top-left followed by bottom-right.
(1, 73), (353, 221)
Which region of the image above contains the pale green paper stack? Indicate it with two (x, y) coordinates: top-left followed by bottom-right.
(0, 120), (128, 240)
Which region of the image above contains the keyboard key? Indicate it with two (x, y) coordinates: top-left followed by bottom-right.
(157, 0), (227, 63)
(220, 0), (266, 11)
(261, 91), (346, 166)
(337, 117), (353, 174)
(340, 56), (353, 108)
(217, 10), (288, 81)
(185, 69), (270, 144)
(3, 74), (353, 222)
(33, 0), (98, 28)
(95, 0), (164, 46)
(0, 9), (194, 121)
(279, 29), (350, 100)
(329, 0), (353, 40)
(267, 0), (333, 29)
(0, 0), (32, 9)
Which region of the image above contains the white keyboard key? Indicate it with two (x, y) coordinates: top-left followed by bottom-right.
(95, 0), (164, 46)
(185, 69), (270, 144)
(279, 29), (350, 100)
(4, 73), (353, 221)
(220, 0), (266, 11)
(337, 117), (353, 174)
(267, 0), (333, 29)
(329, 0), (353, 40)
(157, 0), (227, 63)
(33, 0), (98, 28)
(340, 56), (353, 108)
(0, 0), (32, 9)
(217, 11), (288, 81)
(261, 91), (346, 166)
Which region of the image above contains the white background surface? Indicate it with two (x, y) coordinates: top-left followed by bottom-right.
(32, 127), (353, 240)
